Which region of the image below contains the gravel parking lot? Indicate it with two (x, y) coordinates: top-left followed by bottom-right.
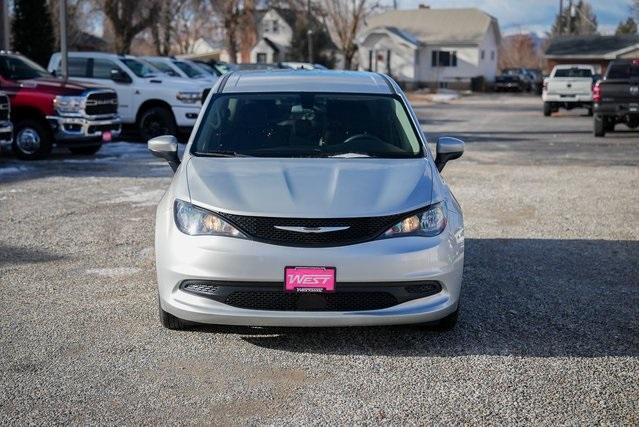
(1, 94), (637, 425)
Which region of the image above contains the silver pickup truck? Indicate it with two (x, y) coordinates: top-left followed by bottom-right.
(542, 65), (597, 117)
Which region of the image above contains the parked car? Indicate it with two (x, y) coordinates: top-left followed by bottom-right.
(142, 56), (217, 84)
(494, 70), (527, 92)
(148, 70), (465, 330)
(0, 91), (12, 151)
(192, 60), (237, 77)
(0, 52), (121, 159)
(235, 63), (292, 71)
(48, 52), (209, 140)
(593, 59), (639, 137)
(525, 68), (544, 95)
(542, 64), (596, 117)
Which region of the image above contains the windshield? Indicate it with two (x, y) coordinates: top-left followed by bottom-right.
(607, 63), (639, 79)
(0, 54), (51, 80)
(554, 68), (592, 78)
(192, 93), (423, 158)
(173, 60), (205, 78)
(121, 58), (157, 78)
(145, 59), (178, 76)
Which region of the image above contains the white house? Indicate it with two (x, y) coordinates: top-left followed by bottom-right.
(358, 7), (501, 90)
(250, 8), (297, 63)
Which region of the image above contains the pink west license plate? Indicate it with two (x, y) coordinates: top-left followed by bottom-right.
(285, 267), (336, 293)
(102, 131), (112, 142)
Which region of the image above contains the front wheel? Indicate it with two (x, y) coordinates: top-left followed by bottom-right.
(69, 144), (102, 155)
(159, 300), (190, 330)
(417, 307), (459, 331)
(138, 106), (177, 141)
(543, 102), (552, 117)
(13, 119), (53, 160)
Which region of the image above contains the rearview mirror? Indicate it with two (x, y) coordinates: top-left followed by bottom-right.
(148, 135), (180, 172)
(110, 68), (131, 83)
(435, 136), (464, 172)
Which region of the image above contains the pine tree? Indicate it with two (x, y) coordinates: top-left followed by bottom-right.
(615, 17), (638, 35)
(11, 0), (55, 67)
(550, 0), (598, 37)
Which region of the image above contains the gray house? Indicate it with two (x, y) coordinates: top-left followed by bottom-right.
(358, 7), (501, 90)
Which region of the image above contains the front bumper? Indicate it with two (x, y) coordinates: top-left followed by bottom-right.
(155, 202), (465, 327)
(171, 105), (201, 127)
(46, 114), (122, 143)
(0, 121), (12, 149)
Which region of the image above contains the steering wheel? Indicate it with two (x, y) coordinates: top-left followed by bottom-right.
(342, 133), (386, 145)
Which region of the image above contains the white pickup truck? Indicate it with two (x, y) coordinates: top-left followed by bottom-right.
(48, 52), (211, 140)
(542, 65), (597, 117)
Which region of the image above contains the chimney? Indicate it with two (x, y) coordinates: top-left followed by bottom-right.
(418, 4), (430, 8)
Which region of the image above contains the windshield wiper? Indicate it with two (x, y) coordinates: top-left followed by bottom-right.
(327, 152), (373, 158)
(195, 150), (251, 157)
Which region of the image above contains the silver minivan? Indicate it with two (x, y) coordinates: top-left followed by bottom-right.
(150, 70), (465, 330)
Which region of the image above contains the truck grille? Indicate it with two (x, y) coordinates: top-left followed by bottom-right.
(0, 94), (9, 121)
(85, 91), (118, 116)
(217, 210), (420, 247)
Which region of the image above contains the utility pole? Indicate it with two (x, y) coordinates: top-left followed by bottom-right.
(59, 0), (68, 81)
(1, 0), (10, 51)
(307, 0), (313, 63)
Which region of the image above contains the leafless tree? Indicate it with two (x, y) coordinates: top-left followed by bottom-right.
(210, 0), (257, 63)
(101, 0), (161, 54)
(320, 0), (380, 70)
(498, 34), (543, 70)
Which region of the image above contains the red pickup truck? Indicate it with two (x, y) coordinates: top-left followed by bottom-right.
(0, 52), (121, 159)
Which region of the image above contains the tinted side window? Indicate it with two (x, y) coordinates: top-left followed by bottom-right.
(58, 57), (89, 77)
(93, 59), (119, 79)
(607, 64), (639, 79)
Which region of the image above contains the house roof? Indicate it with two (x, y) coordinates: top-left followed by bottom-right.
(545, 35), (639, 59)
(364, 8), (500, 45)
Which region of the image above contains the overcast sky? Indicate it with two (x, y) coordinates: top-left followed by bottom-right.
(390, 0), (636, 35)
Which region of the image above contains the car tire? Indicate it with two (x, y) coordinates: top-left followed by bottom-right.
(159, 300), (190, 330)
(13, 119), (53, 160)
(605, 120), (615, 132)
(69, 144), (102, 155)
(543, 102), (552, 117)
(138, 106), (177, 142)
(417, 307), (459, 331)
(594, 114), (606, 137)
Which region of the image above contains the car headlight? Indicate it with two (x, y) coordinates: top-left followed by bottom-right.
(53, 95), (85, 114)
(176, 91), (201, 104)
(382, 202), (447, 238)
(174, 199), (245, 238)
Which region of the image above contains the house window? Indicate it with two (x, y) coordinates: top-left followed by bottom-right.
(431, 50), (457, 67)
(272, 19), (279, 33)
(256, 53), (267, 64)
(491, 50), (495, 61)
(481, 50), (485, 60)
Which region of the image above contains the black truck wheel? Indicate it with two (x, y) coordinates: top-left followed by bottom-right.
(543, 102), (552, 117)
(13, 119), (53, 160)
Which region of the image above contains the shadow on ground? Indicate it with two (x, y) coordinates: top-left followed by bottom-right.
(190, 238), (639, 358)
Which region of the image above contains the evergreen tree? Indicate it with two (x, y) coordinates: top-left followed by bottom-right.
(615, 17), (638, 35)
(550, 0), (598, 37)
(11, 0), (55, 67)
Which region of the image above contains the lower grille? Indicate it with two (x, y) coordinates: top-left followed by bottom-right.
(87, 124), (120, 134)
(85, 91), (118, 116)
(180, 280), (442, 312)
(225, 291), (397, 311)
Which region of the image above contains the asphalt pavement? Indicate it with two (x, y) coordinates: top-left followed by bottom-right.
(1, 94), (637, 425)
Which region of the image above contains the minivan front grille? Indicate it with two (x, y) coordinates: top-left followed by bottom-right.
(218, 210), (417, 247)
(0, 94), (9, 121)
(85, 91), (118, 116)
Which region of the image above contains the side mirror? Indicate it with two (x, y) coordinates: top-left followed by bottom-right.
(110, 68), (131, 83)
(435, 136), (464, 172)
(148, 135), (180, 172)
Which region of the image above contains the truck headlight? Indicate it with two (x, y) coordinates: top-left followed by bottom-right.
(176, 91), (201, 104)
(53, 95), (85, 114)
(174, 200), (245, 238)
(382, 202), (448, 238)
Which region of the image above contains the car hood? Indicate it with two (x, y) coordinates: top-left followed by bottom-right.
(18, 77), (110, 95)
(186, 157), (434, 218)
(147, 75), (211, 91)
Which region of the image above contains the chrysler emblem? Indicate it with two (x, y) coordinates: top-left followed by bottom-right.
(274, 226), (350, 233)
